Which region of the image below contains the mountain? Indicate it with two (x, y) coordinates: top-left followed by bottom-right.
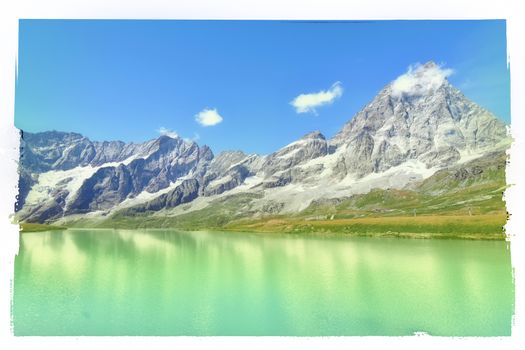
(331, 62), (507, 176)
(16, 62), (510, 227)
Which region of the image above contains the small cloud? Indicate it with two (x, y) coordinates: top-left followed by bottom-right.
(158, 128), (201, 143)
(291, 82), (343, 114)
(195, 108), (223, 127)
(391, 62), (454, 98)
(183, 133), (200, 143)
(157, 127), (179, 138)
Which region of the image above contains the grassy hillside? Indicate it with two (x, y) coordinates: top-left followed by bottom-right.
(225, 214), (507, 240)
(19, 222), (67, 233)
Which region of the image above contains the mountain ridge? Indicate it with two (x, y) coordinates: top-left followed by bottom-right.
(16, 61), (510, 224)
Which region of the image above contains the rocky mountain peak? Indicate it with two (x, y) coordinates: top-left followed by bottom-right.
(421, 60), (439, 69)
(329, 63), (507, 177)
(387, 61), (453, 100)
(300, 130), (326, 141)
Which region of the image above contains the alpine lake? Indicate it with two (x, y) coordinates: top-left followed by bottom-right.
(12, 228), (514, 336)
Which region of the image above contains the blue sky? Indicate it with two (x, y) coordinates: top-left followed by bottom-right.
(15, 20), (509, 154)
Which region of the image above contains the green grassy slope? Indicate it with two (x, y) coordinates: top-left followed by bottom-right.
(19, 222), (68, 233)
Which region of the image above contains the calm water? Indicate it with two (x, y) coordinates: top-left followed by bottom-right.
(12, 229), (514, 336)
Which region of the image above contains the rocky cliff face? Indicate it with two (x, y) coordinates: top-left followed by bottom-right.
(18, 132), (214, 221)
(21, 131), (147, 173)
(330, 62), (507, 177)
(122, 179), (201, 214)
(16, 62), (510, 223)
(258, 130), (331, 188)
(201, 151), (259, 197)
(262, 131), (329, 176)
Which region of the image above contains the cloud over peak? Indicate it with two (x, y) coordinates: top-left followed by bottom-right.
(291, 82), (343, 114)
(195, 108), (223, 127)
(157, 127), (179, 139)
(157, 127), (200, 143)
(391, 62), (454, 98)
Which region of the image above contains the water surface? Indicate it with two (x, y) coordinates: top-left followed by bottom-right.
(13, 229), (514, 336)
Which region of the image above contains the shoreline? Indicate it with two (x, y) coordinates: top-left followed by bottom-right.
(19, 224), (507, 241)
(18, 222), (68, 233)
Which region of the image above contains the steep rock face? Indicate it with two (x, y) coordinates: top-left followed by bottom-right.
(203, 164), (251, 197)
(262, 131), (329, 177)
(65, 136), (211, 213)
(124, 179), (200, 213)
(330, 62), (508, 177)
(19, 131), (179, 173)
(150, 178), (200, 210)
(201, 151), (248, 196)
(18, 133), (215, 221)
(20, 198), (65, 223)
(89, 140), (142, 166)
(205, 151), (248, 175)
(201, 151), (264, 196)
(20, 131), (96, 172)
(66, 165), (135, 213)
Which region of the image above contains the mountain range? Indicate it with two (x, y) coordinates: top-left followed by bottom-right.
(15, 62), (510, 231)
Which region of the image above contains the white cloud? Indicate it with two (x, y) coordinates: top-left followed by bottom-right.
(183, 133), (200, 143)
(158, 128), (201, 143)
(391, 62), (454, 98)
(290, 81), (343, 114)
(157, 127), (179, 139)
(195, 108), (223, 127)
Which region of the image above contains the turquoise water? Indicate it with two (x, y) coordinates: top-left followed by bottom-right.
(12, 229), (514, 336)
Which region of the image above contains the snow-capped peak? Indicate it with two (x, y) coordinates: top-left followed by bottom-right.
(390, 61), (454, 98)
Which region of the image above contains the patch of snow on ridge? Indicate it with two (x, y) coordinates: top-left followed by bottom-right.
(114, 177), (189, 210)
(263, 183), (310, 212)
(206, 175), (233, 188)
(456, 135), (511, 165)
(226, 155), (256, 171)
(292, 146), (345, 179)
(340, 158), (437, 189)
(279, 138), (308, 150)
(261, 158), (440, 213)
(241, 175), (264, 188)
(59, 175), (195, 220)
(276, 147), (301, 159)
(25, 153), (149, 210)
(329, 159), (436, 197)
(457, 151), (485, 165)
(25, 166), (101, 208)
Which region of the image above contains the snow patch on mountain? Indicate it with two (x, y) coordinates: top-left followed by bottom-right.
(391, 61), (454, 98)
(24, 153), (147, 210)
(261, 158), (439, 213)
(25, 166), (99, 208)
